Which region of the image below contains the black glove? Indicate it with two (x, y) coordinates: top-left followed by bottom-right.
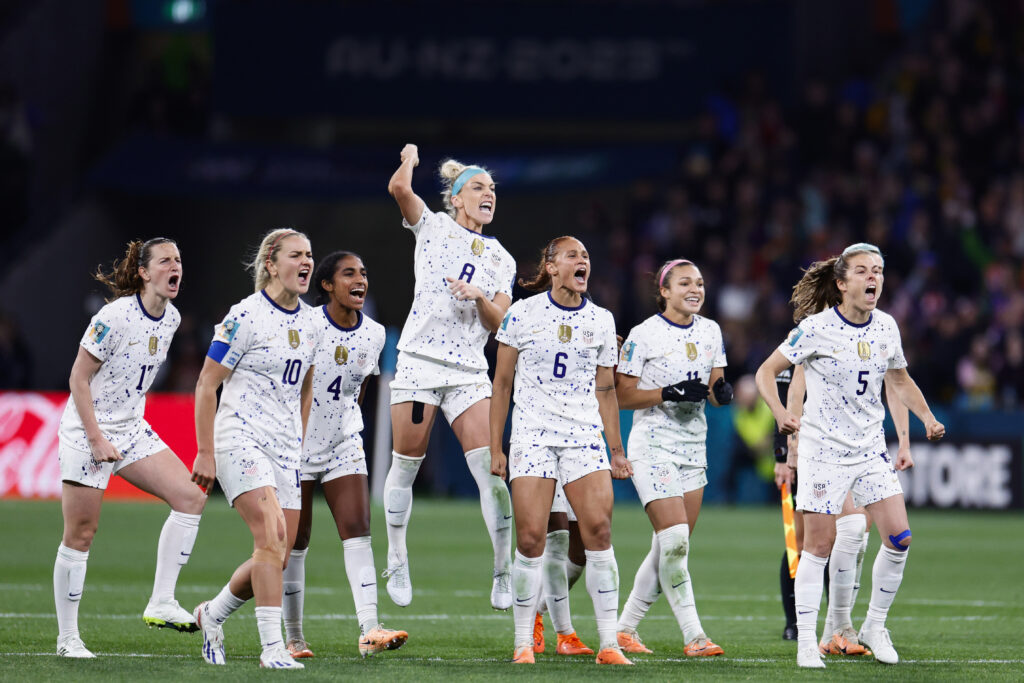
(661, 379), (709, 403)
(712, 377), (734, 405)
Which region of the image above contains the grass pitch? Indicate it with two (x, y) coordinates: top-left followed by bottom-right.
(1, 497), (1022, 680)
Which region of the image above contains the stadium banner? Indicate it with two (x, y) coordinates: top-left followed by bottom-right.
(211, 0), (791, 118)
(895, 439), (1023, 510)
(0, 391), (197, 501)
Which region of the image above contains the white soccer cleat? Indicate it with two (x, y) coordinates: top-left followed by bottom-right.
(797, 643), (826, 668)
(259, 643), (305, 669)
(859, 626), (899, 664)
(143, 598), (199, 632)
(490, 570), (512, 611)
(383, 557), (412, 607)
(57, 635), (95, 658)
(194, 601), (225, 665)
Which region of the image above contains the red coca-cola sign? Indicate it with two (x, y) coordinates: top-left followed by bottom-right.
(0, 391), (197, 500)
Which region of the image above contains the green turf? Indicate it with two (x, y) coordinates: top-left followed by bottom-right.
(1, 497), (1022, 680)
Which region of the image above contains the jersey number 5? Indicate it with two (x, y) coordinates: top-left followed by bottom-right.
(856, 370), (869, 395)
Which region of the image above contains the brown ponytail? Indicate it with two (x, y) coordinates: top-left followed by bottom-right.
(518, 236), (574, 292)
(93, 238), (177, 302)
(790, 257), (841, 322)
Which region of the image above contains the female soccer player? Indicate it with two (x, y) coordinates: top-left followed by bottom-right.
(383, 144), (517, 609)
(490, 236), (633, 666)
(613, 259), (732, 657)
(191, 229), (321, 670)
(54, 238), (206, 658)
(755, 242), (945, 668)
(281, 251), (408, 659)
(785, 353), (912, 656)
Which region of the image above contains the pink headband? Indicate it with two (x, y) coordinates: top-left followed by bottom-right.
(267, 230), (298, 261)
(659, 259), (692, 288)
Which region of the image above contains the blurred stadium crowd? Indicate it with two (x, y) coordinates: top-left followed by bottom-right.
(2, 0), (1023, 419)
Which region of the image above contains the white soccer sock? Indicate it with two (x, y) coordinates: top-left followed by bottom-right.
(150, 510), (201, 605)
(585, 547), (620, 651)
(512, 550), (544, 648)
(282, 547), (307, 642)
(851, 530), (870, 611)
(465, 447), (513, 574)
(794, 551), (828, 647)
(207, 583), (246, 625)
(566, 559), (585, 590)
(255, 605), (284, 651)
(657, 524), (704, 643)
(343, 536), (379, 634)
(383, 452), (422, 564)
(616, 533), (660, 634)
(54, 544), (88, 641)
(542, 530), (573, 634)
(862, 545), (908, 631)
(826, 514), (866, 633)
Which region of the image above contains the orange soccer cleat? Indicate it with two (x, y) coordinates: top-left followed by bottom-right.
(512, 645), (535, 664)
(533, 612), (545, 653)
(822, 628), (871, 656)
(595, 647), (633, 665)
(684, 635), (724, 657)
(358, 625), (409, 658)
(286, 638), (313, 659)
(556, 632), (594, 655)
(617, 630), (653, 654)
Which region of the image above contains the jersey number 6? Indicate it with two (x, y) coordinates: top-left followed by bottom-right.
(553, 352), (568, 378)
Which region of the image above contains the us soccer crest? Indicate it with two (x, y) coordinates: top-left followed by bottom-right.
(857, 341), (871, 360)
(557, 324), (572, 343)
(148, 336), (158, 355)
(582, 328), (594, 345)
(335, 345), (349, 364)
(471, 238), (485, 256)
(288, 329), (300, 349)
(686, 342), (698, 361)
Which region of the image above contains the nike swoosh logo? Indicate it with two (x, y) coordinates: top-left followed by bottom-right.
(68, 591), (82, 598)
(128, 340), (141, 346)
(284, 589), (301, 596)
(671, 580), (689, 589)
(360, 582), (375, 588)
(180, 551), (191, 558)
(503, 515), (513, 520)
(386, 508), (406, 514)
(837, 568), (849, 573)
(598, 589), (616, 594)
(880, 588), (896, 593)
(798, 610), (812, 615)
(553, 596), (567, 602)
(515, 595), (535, 604)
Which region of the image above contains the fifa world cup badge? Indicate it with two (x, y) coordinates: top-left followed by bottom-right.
(335, 345), (349, 364)
(858, 341), (871, 360)
(148, 336), (158, 355)
(686, 342), (698, 361)
(288, 329), (301, 349)
(471, 238), (485, 256)
(558, 324), (573, 343)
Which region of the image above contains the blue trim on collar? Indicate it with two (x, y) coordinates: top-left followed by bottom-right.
(547, 291), (587, 311)
(323, 306), (362, 332)
(657, 312), (694, 329)
(261, 289), (301, 315)
(136, 293), (164, 321)
(457, 222), (496, 239)
(834, 307), (872, 328)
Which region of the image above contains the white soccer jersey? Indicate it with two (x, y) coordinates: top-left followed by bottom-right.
(208, 291), (322, 468)
(496, 292), (618, 447)
(618, 313), (727, 466)
(59, 294), (181, 452)
(778, 307), (907, 465)
(303, 308), (385, 464)
(397, 209), (516, 370)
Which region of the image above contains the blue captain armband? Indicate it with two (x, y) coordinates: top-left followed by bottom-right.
(207, 340), (230, 363)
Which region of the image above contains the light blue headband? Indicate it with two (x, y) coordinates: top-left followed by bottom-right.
(842, 242), (881, 257)
(451, 167), (488, 198)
